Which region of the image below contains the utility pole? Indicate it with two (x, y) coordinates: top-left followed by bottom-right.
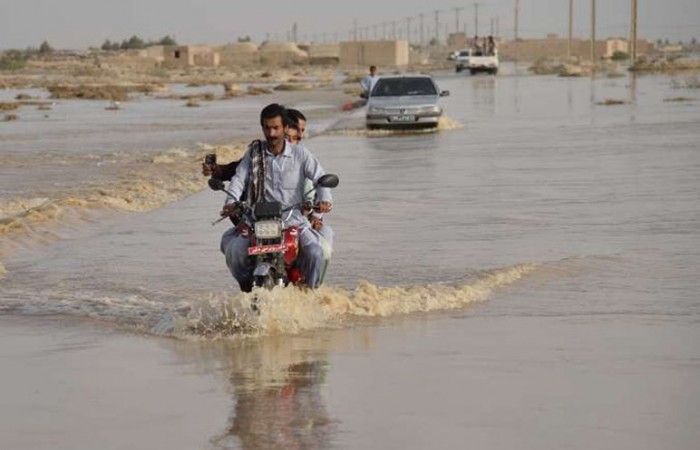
(382, 22), (387, 40)
(373, 24), (378, 40)
(406, 17), (412, 43)
(568, 0), (573, 60)
(434, 10), (439, 43)
(514, 0), (520, 61)
(490, 17), (494, 36)
(474, 3), (479, 36)
(453, 7), (464, 33)
(591, 0), (596, 63)
(353, 19), (358, 41)
(419, 13), (425, 45)
(630, 0), (638, 65)
(392, 21), (397, 40)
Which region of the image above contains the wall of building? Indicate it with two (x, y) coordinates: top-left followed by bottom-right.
(218, 43), (260, 67)
(447, 32), (469, 50)
(306, 44), (340, 64)
(339, 40), (409, 68)
(258, 42), (308, 65)
(162, 46), (220, 68)
(498, 36), (652, 61)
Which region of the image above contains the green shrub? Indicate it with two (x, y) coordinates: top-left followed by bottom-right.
(0, 50), (28, 71)
(611, 51), (629, 61)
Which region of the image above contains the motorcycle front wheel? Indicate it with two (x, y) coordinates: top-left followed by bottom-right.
(254, 273), (277, 290)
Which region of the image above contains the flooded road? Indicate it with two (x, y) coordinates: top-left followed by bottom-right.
(1, 67), (699, 449)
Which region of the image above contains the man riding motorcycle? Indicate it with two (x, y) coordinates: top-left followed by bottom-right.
(219, 103), (332, 292)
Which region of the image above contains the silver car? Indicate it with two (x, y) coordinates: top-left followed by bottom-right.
(365, 75), (449, 130)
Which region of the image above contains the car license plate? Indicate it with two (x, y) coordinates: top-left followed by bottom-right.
(389, 114), (415, 122)
(248, 243), (288, 256)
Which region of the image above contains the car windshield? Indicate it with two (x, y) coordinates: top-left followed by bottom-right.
(459, 51), (469, 57)
(371, 77), (438, 97)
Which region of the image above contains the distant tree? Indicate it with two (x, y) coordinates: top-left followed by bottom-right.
(157, 35), (177, 46)
(656, 39), (663, 46)
(692, 37), (697, 46)
(101, 39), (113, 51)
(38, 40), (53, 54)
(428, 37), (439, 46)
(237, 35), (252, 43)
(111, 41), (121, 51)
(127, 35), (146, 49)
(611, 51), (629, 61)
(664, 39), (670, 46)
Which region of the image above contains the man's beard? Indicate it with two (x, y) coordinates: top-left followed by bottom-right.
(266, 135), (283, 147)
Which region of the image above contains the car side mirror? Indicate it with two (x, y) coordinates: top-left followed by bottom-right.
(360, 91), (368, 99)
(440, 90), (450, 97)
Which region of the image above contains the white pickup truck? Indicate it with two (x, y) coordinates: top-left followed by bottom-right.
(455, 48), (499, 75)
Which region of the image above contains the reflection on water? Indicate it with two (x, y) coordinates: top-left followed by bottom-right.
(226, 359), (333, 450)
(169, 330), (367, 450)
(472, 76), (497, 111)
(629, 71), (638, 122)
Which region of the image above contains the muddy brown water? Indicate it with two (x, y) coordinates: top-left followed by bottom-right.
(1, 67), (699, 449)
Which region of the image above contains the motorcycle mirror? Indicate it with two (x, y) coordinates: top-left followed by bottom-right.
(316, 174), (339, 189)
(208, 178), (226, 191)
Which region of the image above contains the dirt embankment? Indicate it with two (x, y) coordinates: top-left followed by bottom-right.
(1, 54), (339, 89)
(632, 56), (700, 72)
(47, 84), (167, 101)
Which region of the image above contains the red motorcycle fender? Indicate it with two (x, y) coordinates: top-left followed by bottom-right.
(283, 226), (300, 265)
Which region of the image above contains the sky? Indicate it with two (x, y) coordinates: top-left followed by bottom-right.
(1, 0), (698, 50)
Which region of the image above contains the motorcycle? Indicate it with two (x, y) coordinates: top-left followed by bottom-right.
(210, 174), (339, 292)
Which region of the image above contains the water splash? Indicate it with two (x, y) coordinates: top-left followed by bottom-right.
(171, 263), (537, 338)
(0, 144), (245, 259)
(0, 263), (537, 338)
(326, 115), (464, 138)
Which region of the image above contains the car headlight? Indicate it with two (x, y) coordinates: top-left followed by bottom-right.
(368, 106), (385, 114)
(255, 220), (282, 239)
(420, 105), (442, 114)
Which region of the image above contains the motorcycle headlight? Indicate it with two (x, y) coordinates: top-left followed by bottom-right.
(255, 220), (281, 239)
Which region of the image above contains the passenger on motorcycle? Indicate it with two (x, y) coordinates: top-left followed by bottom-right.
(220, 103), (333, 292)
(285, 110), (334, 283)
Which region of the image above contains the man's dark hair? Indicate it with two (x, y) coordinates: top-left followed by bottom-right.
(369, 65), (377, 71)
(286, 108), (306, 125)
(260, 103), (288, 126)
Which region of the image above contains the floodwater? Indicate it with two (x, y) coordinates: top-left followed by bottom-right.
(1, 66), (699, 449)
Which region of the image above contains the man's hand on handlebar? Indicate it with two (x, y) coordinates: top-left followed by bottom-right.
(220, 202), (242, 217)
(202, 162), (221, 177)
(316, 201), (332, 213)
